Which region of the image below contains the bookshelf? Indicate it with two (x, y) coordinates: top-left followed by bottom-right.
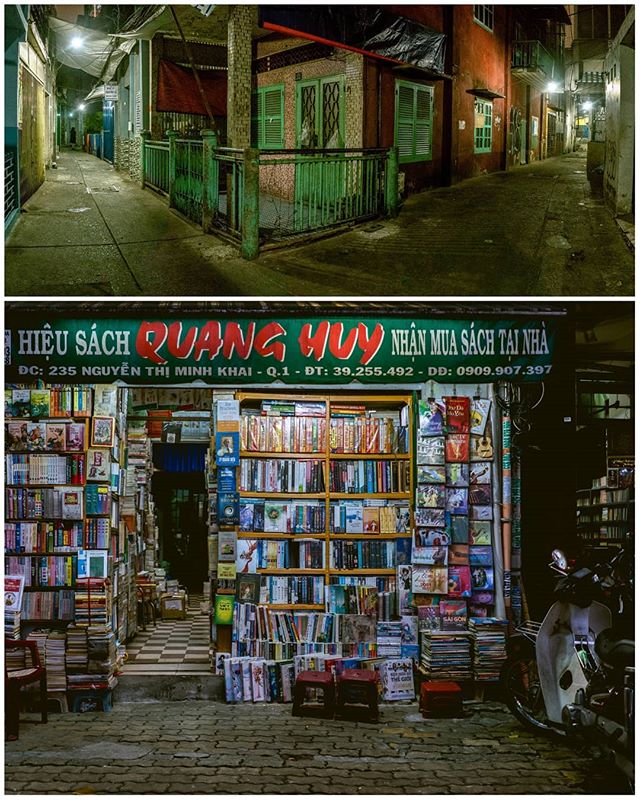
(576, 479), (634, 548)
(235, 392), (413, 609)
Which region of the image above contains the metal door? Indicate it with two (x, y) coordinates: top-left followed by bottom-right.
(102, 101), (114, 163)
(19, 65), (46, 202)
(546, 113), (557, 158)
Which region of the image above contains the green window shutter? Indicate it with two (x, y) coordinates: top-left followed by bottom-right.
(262, 86), (284, 149)
(474, 98), (493, 153)
(395, 81), (433, 163)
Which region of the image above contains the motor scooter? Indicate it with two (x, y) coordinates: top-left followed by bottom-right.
(501, 548), (634, 785)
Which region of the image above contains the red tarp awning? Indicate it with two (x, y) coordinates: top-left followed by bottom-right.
(156, 59), (227, 116)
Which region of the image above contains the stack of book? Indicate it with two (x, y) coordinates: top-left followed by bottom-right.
(420, 630), (473, 680)
(66, 626), (89, 674)
(469, 617), (509, 681)
(5, 611), (21, 639)
(377, 620), (402, 657)
(45, 630), (68, 692)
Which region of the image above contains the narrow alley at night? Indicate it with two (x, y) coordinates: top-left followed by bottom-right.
(4, 4), (635, 296)
(4, 145), (634, 296)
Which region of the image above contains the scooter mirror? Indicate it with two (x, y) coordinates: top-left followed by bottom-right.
(551, 549), (568, 571)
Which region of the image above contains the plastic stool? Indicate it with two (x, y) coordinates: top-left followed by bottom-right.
(47, 692), (69, 713)
(292, 670), (335, 718)
(336, 669), (379, 722)
(419, 681), (463, 718)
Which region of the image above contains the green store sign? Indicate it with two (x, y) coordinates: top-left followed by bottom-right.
(5, 316), (557, 385)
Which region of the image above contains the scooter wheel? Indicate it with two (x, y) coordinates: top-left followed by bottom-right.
(500, 655), (557, 735)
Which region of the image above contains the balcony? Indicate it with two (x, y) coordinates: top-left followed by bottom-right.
(511, 40), (559, 91)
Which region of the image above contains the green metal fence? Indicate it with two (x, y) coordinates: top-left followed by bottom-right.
(143, 140), (170, 195)
(173, 139), (204, 224)
(210, 148), (244, 238)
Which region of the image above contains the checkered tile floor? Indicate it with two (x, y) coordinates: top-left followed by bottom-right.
(124, 594), (211, 667)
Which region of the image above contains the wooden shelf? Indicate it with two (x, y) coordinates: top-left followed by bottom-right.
(5, 551), (79, 555)
(257, 568), (325, 576)
(329, 568), (396, 575)
(6, 483), (86, 488)
(240, 451), (324, 459)
(237, 532), (327, 539)
(23, 585), (76, 591)
(330, 492), (410, 500)
(329, 533), (404, 540)
(266, 603), (325, 610)
(6, 518), (82, 523)
(7, 450), (87, 455)
(330, 453), (410, 460)
(239, 491), (326, 499)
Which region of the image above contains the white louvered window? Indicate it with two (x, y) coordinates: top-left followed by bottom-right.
(394, 81), (434, 164)
(252, 85), (284, 149)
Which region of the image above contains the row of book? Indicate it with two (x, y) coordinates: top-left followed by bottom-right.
(418, 462), (492, 486)
(21, 589), (76, 621)
(5, 387), (93, 419)
(6, 486), (84, 520)
(416, 517), (492, 546)
(6, 453), (86, 485)
(419, 397), (491, 438)
(262, 575), (325, 605)
(223, 656), (296, 703)
(85, 484), (110, 515)
(328, 460), (410, 494)
(240, 459), (325, 493)
(258, 399), (326, 417)
(417, 434), (494, 465)
(6, 520), (84, 552)
(74, 579), (110, 626)
(330, 500), (410, 534)
(239, 499), (326, 533)
(241, 414), (327, 453)
(4, 554), (76, 587)
(416, 484), (492, 513)
(6, 422), (86, 453)
(28, 630), (68, 692)
(329, 417), (408, 455)
(412, 544), (494, 568)
(330, 540), (397, 570)
(411, 564), (495, 595)
(240, 538), (325, 571)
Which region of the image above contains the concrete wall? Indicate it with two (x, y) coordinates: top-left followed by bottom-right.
(604, 43), (634, 214)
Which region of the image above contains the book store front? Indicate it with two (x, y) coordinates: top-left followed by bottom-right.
(5, 304), (578, 709)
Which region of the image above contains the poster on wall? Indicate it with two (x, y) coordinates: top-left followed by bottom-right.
(5, 315), (559, 385)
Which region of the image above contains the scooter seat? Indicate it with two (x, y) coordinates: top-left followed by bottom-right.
(595, 628), (635, 669)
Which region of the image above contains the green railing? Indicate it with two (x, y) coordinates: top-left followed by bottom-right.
(173, 138), (204, 224)
(143, 139), (170, 195)
(140, 131), (398, 259)
(511, 40), (557, 79)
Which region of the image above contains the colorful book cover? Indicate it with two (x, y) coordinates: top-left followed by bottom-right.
(470, 399), (491, 435)
(447, 513), (469, 544)
(396, 537), (412, 566)
(215, 431), (240, 466)
(471, 590), (494, 605)
(264, 503), (289, 533)
(445, 396), (470, 434)
(417, 598), (441, 631)
(415, 508), (445, 528)
(45, 423), (66, 452)
(446, 463), (469, 487)
(469, 521), (492, 545)
(394, 505), (410, 533)
(446, 487), (469, 515)
(471, 566), (494, 591)
(218, 466), (237, 493)
(236, 573), (261, 604)
(218, 492), (240, 526)
(412, 566), (448, 594)
(236, 539), (260, 573)
(345, 503), (364, 533)
(397, 564), (413, 592)
(416, 436), (445, 465)
(329, 585), (347, 614)
(239, 502), (255, 532)
(382, 658), (415, 700)
(469, 485), (492, 505)
(341, 615), (377, 645)
(218, 531), (237, 562)
(416, 484), (445, 508)
(217, 562), (237, 580)
(470, 433), (494, 461)
(418, 399), (445, 437)
(87, 449), (109, 481)
(470, 505), (493, 521)
(363, 506), (380, 534)
(93, 385), (119, 416)
(445, 434), (469, 463)
(469, 462), (492, 485)
(62, 488), (83, 519)
(415, 528), (450, 547)
(448, 565), (472, 597)
(4, 575), (25, 613)
(379, 506), (396, 534)
(5, 390), (18, 418)
(30, 389), (51, 418)
(439, 599), (468, 630)
(412, 545), (448, 566)
(12, 390), (31, 418)
(448, 544), (469, 565)
(417, 465), (446, 484)
(214, 594), (235, 625)
(469, 546), (493, 566)
(27, 422), (46, 451)
(66, 423), (85, 452)
(6, 422), (27, 451)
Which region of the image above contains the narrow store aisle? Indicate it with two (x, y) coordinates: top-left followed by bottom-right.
(123, 594), (210, 675)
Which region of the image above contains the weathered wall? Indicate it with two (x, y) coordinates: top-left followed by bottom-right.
(604, 43), (634, 214)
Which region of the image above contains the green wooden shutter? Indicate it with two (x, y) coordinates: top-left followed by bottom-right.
(395, 81), (433, 163)
(395, 83), (415, 160)
(262, 86), (284, 149)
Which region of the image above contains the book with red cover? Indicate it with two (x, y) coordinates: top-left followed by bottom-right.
(448, 565), (472, 597)
(445, 397), (470, 434)
(445, 434), (469, 463)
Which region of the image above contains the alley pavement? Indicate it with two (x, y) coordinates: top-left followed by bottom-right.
(5, 148), (634, 297)
(4, 699), (630, 795)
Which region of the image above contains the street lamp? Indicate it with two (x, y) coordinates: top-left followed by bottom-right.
(78, 104), (86, 111)
(546, 81), (559, 93)
(70, 36), (83, 49)
(582, 101), (593, 111)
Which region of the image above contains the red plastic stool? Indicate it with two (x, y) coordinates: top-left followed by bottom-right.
(419, 681), (463, 718)
(292, 670), (335, 718)
(336, 669), (379, 722)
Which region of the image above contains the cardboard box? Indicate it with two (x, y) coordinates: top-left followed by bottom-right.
(160, 593), (187, 620)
